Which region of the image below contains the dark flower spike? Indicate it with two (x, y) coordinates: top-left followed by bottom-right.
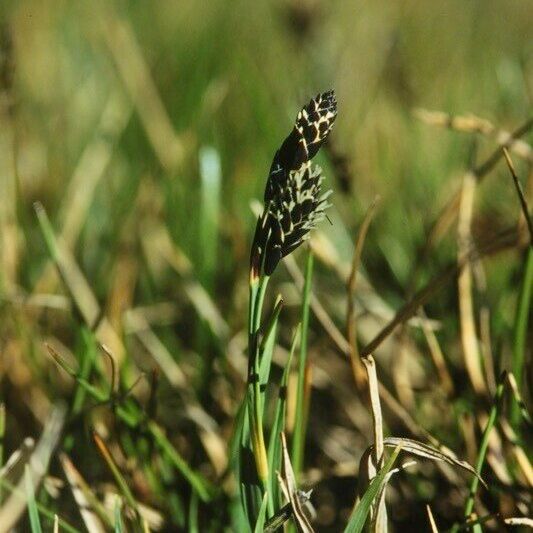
(265, 90), (337, 202)
(251, 90), (337, 279)
(263, 164), (332, 275)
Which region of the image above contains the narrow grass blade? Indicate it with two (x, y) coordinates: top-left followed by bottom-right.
(235, 401), (262, 529)
(147, 421), (214, 502)
(24, 466), (42, 533)
(34, 202), (125, 362)
(253, 492), (269, 533)
(344, 446), (402, 533)
(0, 403), (5, 503)
(0, 438), (35, 484)
(114, 497), (124, 533)
(291, 251), (314, 477)
(346, 197), (380, 389)
(92, 431), (140, 519)
(502, 148), (533, 426)
(268, 325), (300, 510)
(462, 374), (505, 526)
(188, 491), (199, 533)
(72, 328), (98, 415)
(426, 505), (439, 533)
(381, 437), (483, 485)
(258, 295), (283, 386)
(511, 247), (532, 425)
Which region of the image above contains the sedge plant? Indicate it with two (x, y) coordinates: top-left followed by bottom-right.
(235, 91), (337, 530)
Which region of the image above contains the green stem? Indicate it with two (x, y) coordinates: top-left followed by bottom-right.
(462, 375), (505, 530)
(0, 403), (5, 503)
(511, 247), (532, 426)
(291, 251), (314, 477)
(248, 275), (270, 489)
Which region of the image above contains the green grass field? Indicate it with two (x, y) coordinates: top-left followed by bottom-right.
(0, 1), (531, 531)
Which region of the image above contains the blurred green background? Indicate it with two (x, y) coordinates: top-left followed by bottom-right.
(0, 0), (531, 531)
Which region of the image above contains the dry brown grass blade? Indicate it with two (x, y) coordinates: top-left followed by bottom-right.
(0, 404), (66, 533)
(33, 90), (132, 295)
(409, 117), (533, 289)
(99, 5), (185, 173)
(426, 504), (439, 533)
(60, 91), (132, 248)
(393, 331), (415, 410)
(277, 241), (462, 451)
(419, 309), (454, 395)
(414, 109), (533, 163)
(280, 432), (315, 533)
(312, 229), (438, 333)
(459, 413), (477, 467)
(478, 305), (496, 394)
(504, 517), (533, 527)
(60, 453), (107, 533)
(141, 223), (229, 341)
(359, 226), (521, 358)
(503, 147), (533, 245)
(125, 311), (187, 389)
(0, 438), (35, 485)
(361, 357), (384, 471)
(0, 79), (18, 292)
(282, 250), (446, 448)
(381, 437), (485, 487)
(499, 422), (533, 486)
(361, 355), (387, 533)
(346, 197), (380, 390)
(34, 202), (126, 363)
(457, 171), (487, 395)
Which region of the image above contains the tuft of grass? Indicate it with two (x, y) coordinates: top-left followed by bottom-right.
(1, 3), (531, 530)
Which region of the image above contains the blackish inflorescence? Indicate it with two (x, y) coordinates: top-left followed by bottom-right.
(251, 91), (337, 277)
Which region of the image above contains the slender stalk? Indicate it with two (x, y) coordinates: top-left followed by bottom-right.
(511, 247), (533, 425)
(0, 403), (5, 503)
(502, 148), (533, 427)
(247, 275), (270, 491)
(462, 375), (505, 529)
(291, 251), (314, 477)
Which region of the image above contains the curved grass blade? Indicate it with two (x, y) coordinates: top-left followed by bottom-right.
(344, 446), (402, 533)
(381, 437), (484, 486)
(280, 432), (314, 533)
